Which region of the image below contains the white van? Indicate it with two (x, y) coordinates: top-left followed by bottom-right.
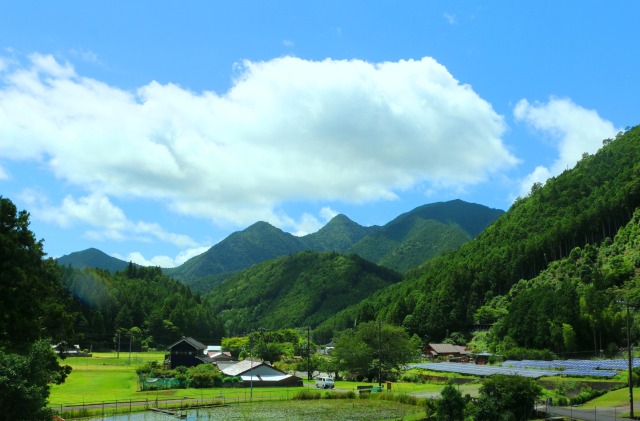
(315, 376), (335, 389)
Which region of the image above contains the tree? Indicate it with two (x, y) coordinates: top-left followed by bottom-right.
(0, 340), (72, 419)
(475, 375), (541, 421)
(0, 197), (75, 351)
(436, 381), (466, 421)
(0, 197), (75, 416)
(222, 336), (250, 359)
(333, 322), (419, 381)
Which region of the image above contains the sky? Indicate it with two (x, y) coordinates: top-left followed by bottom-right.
(0, 1), (638, 267)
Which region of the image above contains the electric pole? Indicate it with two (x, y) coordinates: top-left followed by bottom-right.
(307, 326), (312, 381)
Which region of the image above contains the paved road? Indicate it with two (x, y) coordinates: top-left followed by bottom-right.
(537, 404), (632, 420)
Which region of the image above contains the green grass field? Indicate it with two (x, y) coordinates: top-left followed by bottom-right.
(50, 352), (165, 405)
(51, 353), (467, 407)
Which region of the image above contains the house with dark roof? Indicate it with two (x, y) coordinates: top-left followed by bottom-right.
(167, 336), (213, 369)
(220, 359), (302, 387)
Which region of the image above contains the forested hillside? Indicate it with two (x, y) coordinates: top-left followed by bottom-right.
(483, 207), (640, 356)
(315, 126), (640, 346)
(165, 200), (501, 291)
(61, 264), (224, 350)
(203, 251), (402, 337)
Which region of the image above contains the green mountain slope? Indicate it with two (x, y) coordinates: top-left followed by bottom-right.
(60, 201), (503, 291)
(486, 205), (640, 354)
(172, 200), (502, 290)
(204, 251), (402, 335)
(302, 214), (378, 252)
(346, 200), (502, 272)
(56, 248), (130, 272)
(165, 221), (307, 283)
(316, 126), (640, 341)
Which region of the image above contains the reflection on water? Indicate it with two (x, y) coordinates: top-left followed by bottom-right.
(85, 409), (213, 421)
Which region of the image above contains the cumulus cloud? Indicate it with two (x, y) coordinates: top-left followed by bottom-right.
(32, 192), (199, 248)
(0, 164), (8, 180)
(0, 53), (516, 229)
(114, 245), (211, 268)
(514, 97), (619, 196)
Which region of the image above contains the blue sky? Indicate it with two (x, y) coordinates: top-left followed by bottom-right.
(0, 1), (637, 267)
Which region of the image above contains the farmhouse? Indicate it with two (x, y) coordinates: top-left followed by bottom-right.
(166, 336), (214, 369)
(220, 359), (303, 387)
(423, 343), (470, 361)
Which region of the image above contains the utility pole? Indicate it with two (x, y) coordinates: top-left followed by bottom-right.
(378, 321), (382, 387)
(627, 303), (634, 419)
(307, 326), (312, 381)
(249, 330), (254, 401)
(619, 300), (635, 419)
(128, 331), (133, 365)
(117, 331), (121, 359)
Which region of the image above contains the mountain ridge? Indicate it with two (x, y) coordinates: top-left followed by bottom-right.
(58, 199), (504, 290)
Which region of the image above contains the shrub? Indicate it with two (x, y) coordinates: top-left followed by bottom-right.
(292, 390), (321, 400)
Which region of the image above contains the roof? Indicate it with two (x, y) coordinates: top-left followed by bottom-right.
(427, 343), (461, 354)
(221, 359), (287, 377)
(215, 361), (239, 371)
(195, 355), (214, 364)
(206, 345), (222, 352)
(240, 374), (297, 382)
(168, 336), (207, 351)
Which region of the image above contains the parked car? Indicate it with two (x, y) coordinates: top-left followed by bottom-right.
(315, 376), (335, 389)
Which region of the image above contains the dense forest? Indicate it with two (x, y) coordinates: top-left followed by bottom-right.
(203, 251), (402, 336)
(61, 264), (225, 350)
(315, 125), (640, 351)
(163, 200), (501, 290)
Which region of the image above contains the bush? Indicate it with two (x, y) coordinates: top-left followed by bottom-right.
(568, 388), (606, 406)
(292, 390), (321, 400)
(185, 364), (222, 388)
(323, 390), (356, 399)
(502, 347), (557, 361)
(400, 372), (423, 383)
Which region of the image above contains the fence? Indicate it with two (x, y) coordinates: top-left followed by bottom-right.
(54, 388), (309, 418)
(537, 402), (628, 420)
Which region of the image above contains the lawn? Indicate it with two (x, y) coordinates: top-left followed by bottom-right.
(579, 385), (637, 409)
(51, 353), (482, 409)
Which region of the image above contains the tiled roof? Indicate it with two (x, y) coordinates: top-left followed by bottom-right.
(221, 360), (265, 376)
(428, 343), (460, 354)
(168, 336), (207, 351)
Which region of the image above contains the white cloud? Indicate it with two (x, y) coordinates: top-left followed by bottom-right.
(114, 245), (211, 268)
(0, 163), (8, 180)
(443, 12), (457, 25)
(115, 251), (175, 268)
(33, 193), (199, 248)
(0, 54), (516, 230)
(175, 246), (211, 265)
(320, 206), (339, 221)
(514, 97), (619, 195)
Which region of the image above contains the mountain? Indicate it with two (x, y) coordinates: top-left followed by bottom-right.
(56, 248), (130, 272)
(315, 126), (640, 344)
(345, 200), (504, 272)
(165, 221), (307, 284)
(169, 200), (503, 290)
(302, 214), (379, 252)
(203, 251), (402, 336)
